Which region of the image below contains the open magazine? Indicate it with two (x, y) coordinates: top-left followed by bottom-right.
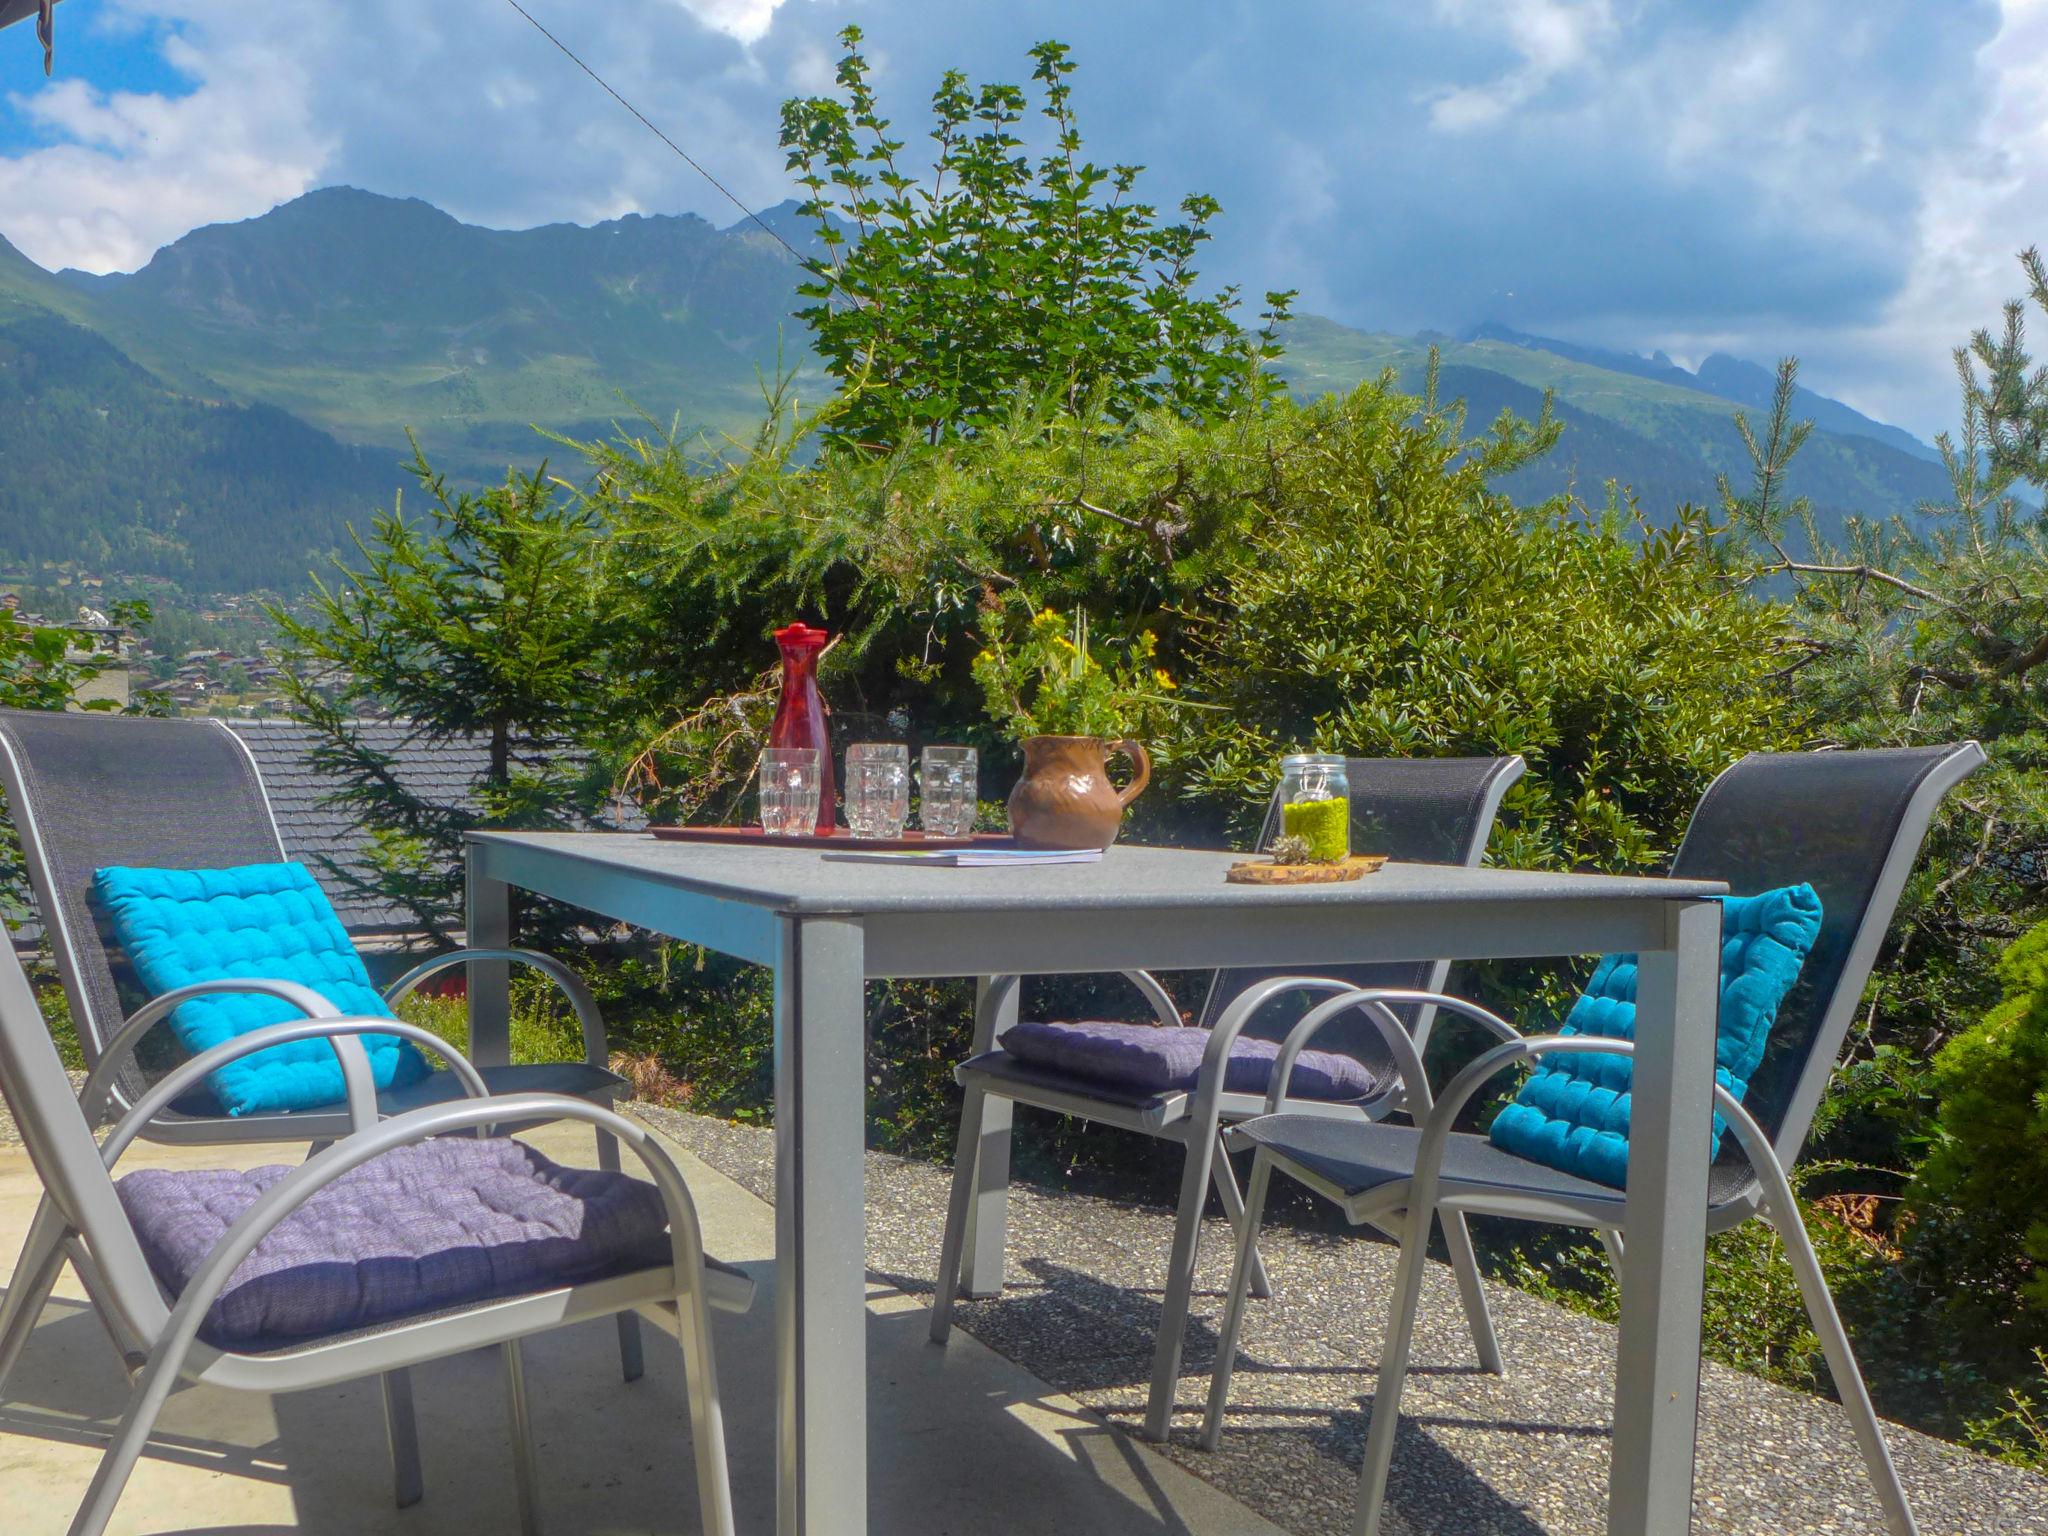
(819, 847), (1104, 867)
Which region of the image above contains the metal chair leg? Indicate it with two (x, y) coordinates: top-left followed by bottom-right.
(1766, 1201), (1918, 1536)
(594, 1128), (646, 1382)
(958, 1092), (1015, 1297)
(1438, 1210), (1504, 1374)
(1353, 1199), (1434, 1536)
(1143, 1127), (1222, 1441)
(676, 1297), (738, 1536)
(502, 1340), (542, 1536)
(1209, 1136), (1274, 1300)
(66, 1335), (190, 1536)
(383, 1368), (425, 1508)
(0, 1197), (67, 1397)
(930, 1080), (989, 1344)
(1598, 1226), (1625, 1274)
(1202, 1150), (1275, 1449)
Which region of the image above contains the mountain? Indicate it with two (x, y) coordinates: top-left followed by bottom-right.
(0, 305), (405, 590)
(0, 187), (1951, 592)
(1462, 321), (1941, 465)
(1278, 316), (1952, 536)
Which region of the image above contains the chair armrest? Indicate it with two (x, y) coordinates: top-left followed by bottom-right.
(153, 1092), (731, 1370)
(1398, 1036), (1788, 1232)
(1262, 989), (1525, 1116)
(385, 948), (608, 1069)
(1117, 970), (1185, 1030)
(82, 979), (369, 1131)
(99, 1018), (488, 1168)
(1184, 976), (1396, 1135)
(1396, 1035), (1634, 1222)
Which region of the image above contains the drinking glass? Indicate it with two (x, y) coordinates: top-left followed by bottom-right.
(918, 745), (979, 838)
(845, 742), (911, 839)
(758, 746), (822, 836)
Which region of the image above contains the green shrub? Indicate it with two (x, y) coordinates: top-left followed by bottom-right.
(1909, 919), (2048, 1342)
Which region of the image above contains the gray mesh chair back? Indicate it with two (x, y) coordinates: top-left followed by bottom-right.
(1673, 743), (1986, 1201)
(0, 708), (286, 1101)
(1196, 755), (1525, 1063)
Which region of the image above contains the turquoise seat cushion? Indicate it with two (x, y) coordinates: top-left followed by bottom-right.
(1488, 883), (1824, 1189)
(91, 861), (429, 1117)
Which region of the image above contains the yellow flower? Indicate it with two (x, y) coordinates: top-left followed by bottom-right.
(1152, 668), (1177, 692)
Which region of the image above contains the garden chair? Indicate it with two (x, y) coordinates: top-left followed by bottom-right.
(1199, 742), (1984, 1536)
(0, 706), (642, 1509)
(0, 937), (751, 1536)
(929, 753), (1526, 1442)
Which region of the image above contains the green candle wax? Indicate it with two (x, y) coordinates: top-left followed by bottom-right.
(1281, 797), (1348, 863)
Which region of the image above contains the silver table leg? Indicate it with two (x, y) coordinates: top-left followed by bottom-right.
(1607, 898), (1719, 1535)
(775, 915), (869, 1536)
(463, 850), (513, 1069)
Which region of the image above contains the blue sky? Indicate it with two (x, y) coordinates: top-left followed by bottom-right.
(1, 0), (2043, 439)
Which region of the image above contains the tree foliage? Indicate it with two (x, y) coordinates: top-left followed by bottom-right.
(1914, 919), (2048, 1341)
(271, 445), (616, 942)
(780, 29), (1293, 450)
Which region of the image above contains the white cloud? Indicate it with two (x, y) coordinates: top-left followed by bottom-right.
(674, 0), (790, 47)
(0, 0), (806, 274)
(0, 38), (329, 271)
(1426, 0), (1618, 131)
(1844, 0), (2048, 432)
(0, 0), (2041, 444)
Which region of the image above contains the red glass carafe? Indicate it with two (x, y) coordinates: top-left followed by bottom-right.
(769, 623), (835, 834)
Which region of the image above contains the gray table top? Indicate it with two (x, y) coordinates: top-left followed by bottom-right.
(469, 832), (1727, 916)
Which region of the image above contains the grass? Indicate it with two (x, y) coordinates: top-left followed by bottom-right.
(389, 974), (587, 1066)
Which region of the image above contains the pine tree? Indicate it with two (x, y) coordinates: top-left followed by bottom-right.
(273, 444), (615, 943)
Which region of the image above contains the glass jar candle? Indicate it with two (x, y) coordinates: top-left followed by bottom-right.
(1276, 753), (1350, 862)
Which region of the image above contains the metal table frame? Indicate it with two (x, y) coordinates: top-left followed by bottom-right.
(465, 833), (1726, 1536)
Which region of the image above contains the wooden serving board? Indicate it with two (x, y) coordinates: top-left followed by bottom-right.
(1225, 853), (1388, 885)
(649, 825), (1015, 852)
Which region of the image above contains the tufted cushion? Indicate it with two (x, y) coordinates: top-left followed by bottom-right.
(1488, 884), (1824, 1188)
(92, 861), (428, 1116)
(116, 1137), (673, 1349)
(999, 1020), (1383, 1102)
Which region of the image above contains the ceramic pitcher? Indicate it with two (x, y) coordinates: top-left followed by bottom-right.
(1006, 735), (1150, 849)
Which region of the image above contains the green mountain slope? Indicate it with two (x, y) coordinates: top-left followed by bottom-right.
(0, 303), (406, 589)
(74, 187), (827, 476)
(0, 188), (1949, 592)
(1278, 315), (1952, 531)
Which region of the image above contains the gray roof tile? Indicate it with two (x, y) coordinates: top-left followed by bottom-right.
(224, 720), (640, 938)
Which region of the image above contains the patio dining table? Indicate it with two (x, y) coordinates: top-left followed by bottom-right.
(463, 832), (1727, 1536)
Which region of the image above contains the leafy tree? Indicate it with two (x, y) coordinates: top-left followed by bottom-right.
(1961, 245), (2048, 485)
(1913, 919), (2048, 1342)
(273, 446), (616, 943)
(780, 29), (1294, 450)
(1728, 348), (2047, 1145)
(1708, 289), (2048, 1445)
(1175, 365), (1790, 880)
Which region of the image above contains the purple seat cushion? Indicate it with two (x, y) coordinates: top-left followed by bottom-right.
(999, 1020), (1382, 1101)
(117, 1137), (673, 1350)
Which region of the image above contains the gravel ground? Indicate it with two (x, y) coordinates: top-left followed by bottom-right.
(633, 1103), (2048, 1536)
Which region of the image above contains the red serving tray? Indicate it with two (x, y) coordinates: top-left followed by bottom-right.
(648, 825), (1018, 851)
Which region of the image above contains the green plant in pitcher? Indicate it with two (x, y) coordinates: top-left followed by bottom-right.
(970, 600), (1192, 741)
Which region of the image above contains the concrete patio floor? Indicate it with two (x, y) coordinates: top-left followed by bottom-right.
(0, 1117), (1284, 1536)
